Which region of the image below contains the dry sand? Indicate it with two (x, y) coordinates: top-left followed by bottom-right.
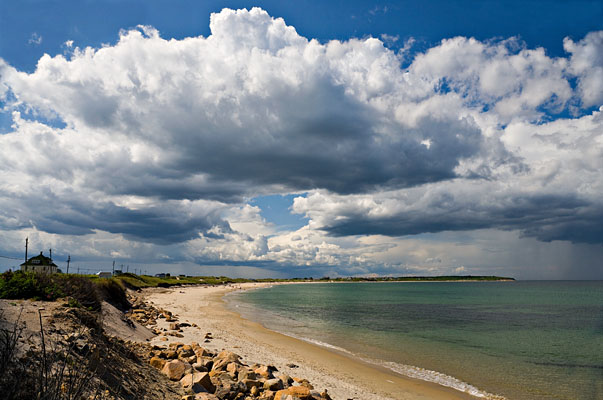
(144, 283), (477, 400)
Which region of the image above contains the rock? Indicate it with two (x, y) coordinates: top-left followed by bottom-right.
(241, 378), (261, 389)
(150, 356), (166, 370)
(254, 365), (277, 379)
(180, 355), (197, 364)
(180, 372), (216, 394)
(179, 345), (195, 357)
(160, 336), (169, 341)
(212, 351), (241, 371)
(278, 374), (293, 387)
(274, 387), (312, 400)
(165, 350), (178, 359)
(193, 346), (211, 357)
(161, 359), (189, 381)
(259, 390), (275, 400)
(182, 396), (195, 400)
(292, 378), (313, 390)
(250, 386), (259, 396)
(264, 378), (284, 391)
(170, 322), (180, 330)
(226, 362), (239, 377)
(189, 383), (208, 394)
(194, 394), (220, 400)
(237, 368), (258, 381)
(320, 389), (331, 400)
(192, 362), (208, 372)
(213, 386), (235, 399)
(286, 363), (299, 369)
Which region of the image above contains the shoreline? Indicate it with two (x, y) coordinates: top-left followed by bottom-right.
(144, 283), (488, 400)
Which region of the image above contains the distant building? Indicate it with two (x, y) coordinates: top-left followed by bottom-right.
(96, 271), (112, 278)
(155, 273), (166, 278)
(20, 251), (58, 274)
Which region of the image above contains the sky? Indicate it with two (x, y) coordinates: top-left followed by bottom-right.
(1, 0), (602, 279)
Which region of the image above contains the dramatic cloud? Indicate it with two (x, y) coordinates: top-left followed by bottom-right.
(564, 31), (603, 108)
(0, 8), (602, 274)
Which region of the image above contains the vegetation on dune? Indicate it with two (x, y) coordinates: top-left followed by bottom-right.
(0, 271), (129, 310)
(109, 273), (250, 289)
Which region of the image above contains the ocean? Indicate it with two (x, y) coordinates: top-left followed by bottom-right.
(226, 281), (603, 400)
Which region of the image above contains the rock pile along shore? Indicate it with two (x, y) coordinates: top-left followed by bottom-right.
(148, 342), (332, 400)
(125, 291), (334, 400)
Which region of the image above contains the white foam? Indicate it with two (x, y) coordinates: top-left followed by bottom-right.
(291, 335), (505, 400)
(294, 336), (355, 355)
(377, 360), (505, 399)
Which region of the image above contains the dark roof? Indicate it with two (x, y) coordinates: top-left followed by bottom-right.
(21, 252), (58, 267)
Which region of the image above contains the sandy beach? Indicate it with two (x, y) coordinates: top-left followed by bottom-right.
(144, 283), (476, 400)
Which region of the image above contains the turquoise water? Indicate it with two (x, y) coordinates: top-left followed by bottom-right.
(227, 281), (603, 399)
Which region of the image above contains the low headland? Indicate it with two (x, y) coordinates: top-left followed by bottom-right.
(0, 271), (511, 399)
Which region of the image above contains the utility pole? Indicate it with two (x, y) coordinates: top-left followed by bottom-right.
(77, 266), (80, 274)
(66, 255), (70, 274)
(126, 265), (129, 273)
(25, 237), (28, 263)
(49, 248), (52, 260)
(112, 260), (115, 275)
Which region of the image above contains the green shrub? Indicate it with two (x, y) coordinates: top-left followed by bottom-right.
(0, 271), (64, 300)
(0, 272), (130, 311)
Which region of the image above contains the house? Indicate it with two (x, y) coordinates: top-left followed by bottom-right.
(20, 251), (58, 274)
(96, 271), (112, 278)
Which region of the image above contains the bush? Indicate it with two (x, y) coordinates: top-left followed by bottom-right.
(0, 272), (130, 311)
(0, 271), (64, 301)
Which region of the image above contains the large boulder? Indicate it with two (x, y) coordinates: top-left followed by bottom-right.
(179, 345), (195, 358)
(274, 386), (312, 400)
(161, 359), (189, 381)
(150, 356), (166, 370)
(212, 351), (241, 371)
(180, 372), (216, 394)
(254, 365), (277, 379)
(264, 378), (284, 391)
(194, 356), (213, 371)
(238, 368), (259, 381)
(226, 362), (239, 378)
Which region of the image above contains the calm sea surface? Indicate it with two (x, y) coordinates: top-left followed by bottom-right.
(226, 281), (603, 399)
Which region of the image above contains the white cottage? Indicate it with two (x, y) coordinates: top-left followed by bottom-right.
(20, 251), (58, 274)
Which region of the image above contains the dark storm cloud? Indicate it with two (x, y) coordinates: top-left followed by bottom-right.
(0, 190), (228, 245)
(320, 194), (600, 244)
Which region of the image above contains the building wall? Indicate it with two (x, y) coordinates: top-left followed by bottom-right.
(20, 264), (58, 274)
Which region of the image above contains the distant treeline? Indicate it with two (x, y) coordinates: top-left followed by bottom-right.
(307, 275), (515, 282)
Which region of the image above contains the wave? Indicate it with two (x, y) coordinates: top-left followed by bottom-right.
(292, 334), (505, 399)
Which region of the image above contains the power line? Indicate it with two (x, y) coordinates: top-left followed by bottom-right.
(0, 255), (22, 260)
